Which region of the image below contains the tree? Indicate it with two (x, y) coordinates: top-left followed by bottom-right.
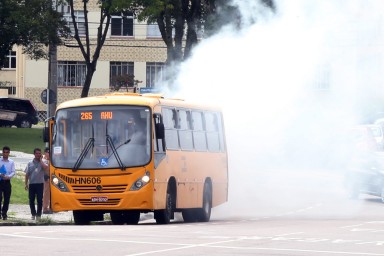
(64, 0), (275, 97)
(65, 0), (116, 98)
(110, 74), (142, 91)
(0, 0), (69, 69)
(117, 0), (275, 63)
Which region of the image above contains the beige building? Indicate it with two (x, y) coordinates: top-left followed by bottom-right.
(0, 1), (167, 119)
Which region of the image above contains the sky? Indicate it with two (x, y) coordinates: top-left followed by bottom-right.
(163, 0), (384, 218)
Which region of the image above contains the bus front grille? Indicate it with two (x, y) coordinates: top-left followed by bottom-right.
(71, 184), (128, 193)
(78, 198), (121, 206)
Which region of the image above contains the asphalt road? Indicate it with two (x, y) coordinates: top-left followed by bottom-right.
(1, 169), (384, 256)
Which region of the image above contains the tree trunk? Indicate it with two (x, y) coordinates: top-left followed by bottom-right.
(184, 0), (200, 59)
(81, 64), (96, 98)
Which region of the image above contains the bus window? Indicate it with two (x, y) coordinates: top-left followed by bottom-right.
(192, 111), (207, 151)
(163, 108), (179, 150)
(205, 112), (220, 152)
(216, 113), (226, 151)
(178, 109), (193, 150)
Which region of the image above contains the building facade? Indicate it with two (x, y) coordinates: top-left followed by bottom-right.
(0, 0), (167, 118)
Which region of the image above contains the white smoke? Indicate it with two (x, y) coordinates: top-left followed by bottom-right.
(164, 0), (384, 217)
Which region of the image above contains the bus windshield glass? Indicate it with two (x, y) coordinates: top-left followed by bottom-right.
(51, 105), (151, 169)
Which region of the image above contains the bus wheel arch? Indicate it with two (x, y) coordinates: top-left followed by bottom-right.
(154, 177), (176, 224)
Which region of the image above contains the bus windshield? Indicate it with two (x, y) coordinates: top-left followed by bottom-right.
(51, 105), (151, 170)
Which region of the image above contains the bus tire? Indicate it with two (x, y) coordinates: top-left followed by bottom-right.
(195, 182), (212, 222)
(154, 185), (174, 224)
(73, 210), (91, 225)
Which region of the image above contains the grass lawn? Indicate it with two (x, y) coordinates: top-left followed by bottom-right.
(0, 127), (46, 154)
(11, 174), (29, 204)
(1, 127), (45, 204)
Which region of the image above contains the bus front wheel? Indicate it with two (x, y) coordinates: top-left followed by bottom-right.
(195, 182), (212, 222)
(154, 187), (174, 224)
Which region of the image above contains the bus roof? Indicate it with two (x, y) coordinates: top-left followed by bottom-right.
(56, 92), (221, 112)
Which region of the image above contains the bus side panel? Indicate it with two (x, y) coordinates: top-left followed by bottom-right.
(191, 153), (228, 208)
(153, 151), (228, 209)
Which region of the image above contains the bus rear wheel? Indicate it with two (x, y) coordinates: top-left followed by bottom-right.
(195, 182), (212, 222)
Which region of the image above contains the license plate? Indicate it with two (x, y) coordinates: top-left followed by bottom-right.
(91, 196), (108, 202)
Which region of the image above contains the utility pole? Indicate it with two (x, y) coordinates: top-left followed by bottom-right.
(47, 43), (57, 119)
(47, 0), (58, 120)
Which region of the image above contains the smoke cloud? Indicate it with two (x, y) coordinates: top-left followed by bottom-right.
(163, 0), (384, 218)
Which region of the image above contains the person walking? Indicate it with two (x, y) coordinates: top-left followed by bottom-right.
(42, 147), (52, 214)
(0, 146), (16, 221)
(24, 148), (49, 221)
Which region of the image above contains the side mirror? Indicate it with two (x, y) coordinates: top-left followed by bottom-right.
(43, 127), (49, 143)
(155, 123), (165, 139)
(153, 113), (165, 139)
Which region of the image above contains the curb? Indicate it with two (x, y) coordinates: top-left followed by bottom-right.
(0, 220), (73, 226)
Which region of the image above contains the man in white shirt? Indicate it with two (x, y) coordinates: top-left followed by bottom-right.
(0, 146), (16, 221)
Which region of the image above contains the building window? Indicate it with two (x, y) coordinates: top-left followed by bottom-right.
(60, 3), (86, 36)
(146, 62), (165, 88)
(110, 62), (134, 88)
(3, 51), (16, 69)
(57, 61), (86, 87)
(111, 11), (134, 36)
(147, 23), (162, 38)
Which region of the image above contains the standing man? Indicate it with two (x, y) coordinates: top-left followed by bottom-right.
(42, 147), (52, 214)
(24, 148), (49, 221)
(0, 146), (16, 221)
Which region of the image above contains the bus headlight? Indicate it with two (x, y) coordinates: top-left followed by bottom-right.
(51, 174), (70, 192)
(130, 171), (150, 191)
(142, 175), (150, 183)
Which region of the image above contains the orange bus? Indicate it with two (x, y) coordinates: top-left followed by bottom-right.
(44, 92), (228, 224)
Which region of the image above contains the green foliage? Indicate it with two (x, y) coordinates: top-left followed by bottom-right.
(0, 128), (45, 153)
(0, 0), (70, 68)
(110, 74), (142, 91)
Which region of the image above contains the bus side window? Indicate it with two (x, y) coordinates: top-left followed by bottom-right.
(173, 109), (179, 129)
(153, 113), (165, 152)
(178, 109), (193, 150)
(216, 113), (226, 151)
(192, 111), (207, 151)
(205, 112), (220, 152)
(162, 108), (179, 150)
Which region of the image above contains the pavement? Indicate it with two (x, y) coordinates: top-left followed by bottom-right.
(1, 204), (74, 226)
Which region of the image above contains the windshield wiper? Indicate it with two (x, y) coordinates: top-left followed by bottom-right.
(72, 137), (94, 172)
(106, 135), (126, 170)
(73, 125), (95, 172)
